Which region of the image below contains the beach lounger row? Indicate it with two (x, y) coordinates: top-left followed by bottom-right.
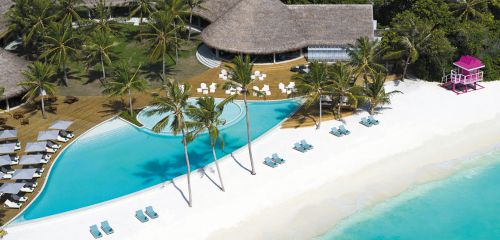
(330, 125), (351, 137)
(263, 153), (285, 168)
(90, 221), (113, 239)
(90, 206), (159, 238)
(360, 116), (380, 127)
(135, 206), (159, 223)
(293, 140), (313, 153)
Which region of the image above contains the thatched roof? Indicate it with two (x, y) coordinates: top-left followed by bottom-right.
(0, 48), (28, 100)
(192, 0), (242, 22)
(200, 0), (374, 54)
(201, 0), (306, 54)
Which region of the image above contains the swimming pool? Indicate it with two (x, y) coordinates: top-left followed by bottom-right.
(16, 99), (300, 221)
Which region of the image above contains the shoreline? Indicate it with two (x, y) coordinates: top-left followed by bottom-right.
(208, 114), (500, 240)
(4, 80), (500, 240)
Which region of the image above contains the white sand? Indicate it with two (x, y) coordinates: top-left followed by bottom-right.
(5, 80), (500, 240)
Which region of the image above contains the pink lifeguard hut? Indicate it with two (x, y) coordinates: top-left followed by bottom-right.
(442, 55), (485, 94)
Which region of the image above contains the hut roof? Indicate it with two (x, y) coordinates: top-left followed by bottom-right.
(201, 0), (374, 54)
(453, 55), (485, 71)
(193, 0), (242, 22)
(0, 48), (29, 100)
(289, 5), (374, 47)
(201, 0), (306, 54)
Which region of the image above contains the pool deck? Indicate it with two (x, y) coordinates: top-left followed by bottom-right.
(5, 80), (500, 239)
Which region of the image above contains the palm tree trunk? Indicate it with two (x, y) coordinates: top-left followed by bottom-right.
(243, 93), (256, 175)
(139, 12), (143, 41)
(317, 93), (322, 129)
(128, 89), (133, 115)
(210, 137), (225, 191)
(188, 8), (193, 41)
(40, 88), (46, 119)
(337, 95), (342, 120)
(181, 128), (193, 207)
(402, 55), (411, 80)
(100, 54), (106, 85)
(162, 50), (166, 82)
(173, 22), (179, 63)
(63, 61), (68, 86)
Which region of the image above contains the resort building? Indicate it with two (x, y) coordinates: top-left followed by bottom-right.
(193, 0), (375, 66)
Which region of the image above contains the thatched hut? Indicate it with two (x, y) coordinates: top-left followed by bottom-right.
(0, 48), (29, 110)
(194, 0), (375, 64)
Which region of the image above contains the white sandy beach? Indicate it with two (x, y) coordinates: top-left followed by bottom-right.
(5, 80), (500, 240)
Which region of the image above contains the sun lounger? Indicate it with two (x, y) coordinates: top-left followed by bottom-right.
(300, 140), (313, 150)
(293, 143), (307, 153)
(339, 125), (351, 135)
(368, 115), (380, 125)
(89, 225), (102, 239)
(11, 194), (27, 202)
(101, 221), (114, 235)
(135, 210), (149, 223)
(360, 117), (372, 127)
(264, 158), (278, 168)
(330, 127), (343, 137)
(20, 186), (34, 193)
(4, 199), (22, 209)
(271, 153), (285, 164)
(145, 206), (159, 219)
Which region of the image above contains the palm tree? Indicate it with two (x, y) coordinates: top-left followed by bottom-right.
(347, 36), (386, 86)
(41, 21), (80, 86)
(383, 16), (433, 80)
(18, 61), (57, 119)
(82, 30), (118, 84)
(328, 62), (363, 119)
(223, 55), (261, 175)
(5, 0), (56, 55)
(141, 11), (179, 81)
(186, 0), (205, 40)
(55, 0), (85, 24)
(363, 72), (402, 115)
(102, 61), (147, 115)
(128, 0), (156, 38)
(294, 61), (330, 129)
(159, 0), (189, 61)
(187, 96), (229, 191)
(451, 0), (488, 22)
(85, 0), (119, 34)
(145, 81), (194, 207)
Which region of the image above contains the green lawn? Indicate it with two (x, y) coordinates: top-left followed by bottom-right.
(58, 24), (207, 96)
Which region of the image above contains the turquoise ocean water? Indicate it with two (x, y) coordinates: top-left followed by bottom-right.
(319, 148), (500, 240)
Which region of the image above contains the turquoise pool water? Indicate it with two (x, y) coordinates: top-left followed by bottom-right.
(137, 99), (244, 133)
(18, 99), (299, 221)
(320, 148), (500, 240)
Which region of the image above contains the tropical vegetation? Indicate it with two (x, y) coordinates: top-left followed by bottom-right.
(19, 61), (57, 119)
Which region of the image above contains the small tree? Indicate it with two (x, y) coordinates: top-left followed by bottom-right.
(363, 72), (402, 115)
(41, 21), (80, 86)
(141, 11), (179, 81)
(382, 12), (431, 80)
(82, 30), (118, 84)
(327, 62), (364, 119)
(294, 61), (330, 129)
(19, 61), (57, 119)
(102, 61), (147, 115)
(347, 36), (386, 86)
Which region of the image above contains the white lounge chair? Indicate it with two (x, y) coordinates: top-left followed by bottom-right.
(11, 195), (28, 202)
(251, 75), (256, 80)
(258, 76), (264, 81)
(262, 73), (267, 78)
(4, 199), (22, 209)
(46, 147), (56, 153)
(57, 136), (69, 143)
(255, 71), (261, 76)
(202, 89), (208, 95)
(1, 173), (12, 179)
(21, 186), (34, 193)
